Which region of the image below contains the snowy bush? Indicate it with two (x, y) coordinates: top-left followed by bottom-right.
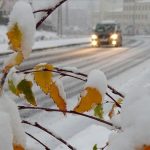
(1, 0), (150, 150)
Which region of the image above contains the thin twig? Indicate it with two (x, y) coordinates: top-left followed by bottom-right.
(100, 142), (109, 150)
(16, 68), (122, 108)
(23, 69), (86, 82)
(23, 120), (76, 150)
(25, 132), (51, 150)
(0, 72), (8, 95)
(106, 93), (121, 108)
(55, 67), (87, 77)
(35, 0), (67, 29)
(107, 85), (124, 98)
(16, 67), (124, 99)
(19, 106), (115, 128)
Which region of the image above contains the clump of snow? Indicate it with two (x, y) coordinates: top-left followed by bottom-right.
(8, 0), (36, 59)
(0, 112), (13, 150)
(108, 84), (150, 150)
(54, 79), (66, 100)
(85, 69), (107, 97)
(0, 94), (26, 148)
(7, 67), (25, 87)
(3, 52), (21, 70)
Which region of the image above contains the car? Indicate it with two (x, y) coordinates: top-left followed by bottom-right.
(91, 21), (122, 47)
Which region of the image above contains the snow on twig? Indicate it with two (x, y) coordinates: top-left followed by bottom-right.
(34, 0), (68, 29)
(16, 68), (123, 107)
(25, 132), (50, 150)
(22, 120), (76, 150)
(19, 106), (119, 129)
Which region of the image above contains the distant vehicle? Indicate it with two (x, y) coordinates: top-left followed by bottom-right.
(91, 21), (122, 47)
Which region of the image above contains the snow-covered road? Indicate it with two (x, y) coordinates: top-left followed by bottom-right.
(13, 38), (150, 150)
(22, 36), (150, 150)
(1, 35), (150, 149)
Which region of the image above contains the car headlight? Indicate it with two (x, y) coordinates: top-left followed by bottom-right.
(91, 34), (98, 40)
(110, 33), (118, 40)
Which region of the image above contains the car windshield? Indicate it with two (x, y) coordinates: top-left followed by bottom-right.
(95, 23), (116, 33)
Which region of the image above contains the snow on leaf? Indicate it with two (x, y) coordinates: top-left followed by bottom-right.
(8, 79), (20, 96)
(7, 23), (22, 52)
(3, 52), (24, 73)
(94, 104), (104, 119)
(13, 144), (25, 150)
(85, 69), (107, 98)
(34, 64), (53, 94)
(74, 87), (102, 113)
(17, 79), (36, 106)
(49, 81), (66, 111)
(8, 1), (36, 59)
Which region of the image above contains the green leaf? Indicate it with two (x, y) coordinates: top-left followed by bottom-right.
(94, 104), (104, 119)
(8, 79), (20, 96)
(17, 79), (36, 106)
(93, 144), (98, 150)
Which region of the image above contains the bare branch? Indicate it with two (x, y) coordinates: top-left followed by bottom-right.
(35, 0), (68, 29)
(0, 72), (8, 95)
(25, 132), (51, 150)
(16, 67), (125, 99)
(23, 120), (76, 150)
(19, 106), (117, 129)
(106, 93), (121, 108)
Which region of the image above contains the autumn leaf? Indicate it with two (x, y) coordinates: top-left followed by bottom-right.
(138, 145), (150, 150)
(93, 144), (98, 150)
(7, 23), (22, 52)
(34, 64), (53, 94)
(17, 79), (36, 106)
(49, 81), (66, 111)
(8, 79), (20, 96)
(13, 144), (25, 150)
(3, 52), (24, 73)
(108, 98), (123, 119)
(74, 87), (102, 113)
(94, 104), (104, 119)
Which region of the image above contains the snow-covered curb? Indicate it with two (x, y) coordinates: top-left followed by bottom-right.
(0, 37), (90, 55)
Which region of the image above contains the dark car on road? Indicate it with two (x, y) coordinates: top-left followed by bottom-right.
(91, 21), (122, 47)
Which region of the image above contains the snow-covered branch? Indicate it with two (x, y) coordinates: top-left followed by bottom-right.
(22, 120), (76, 150)
(34, 0), (68, 29)
(19, 106), (119, 130)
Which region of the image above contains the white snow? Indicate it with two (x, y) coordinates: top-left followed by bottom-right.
(55, 124), (111, 150)
(8, 1), (36, 59)
(0, 94), (26, 148)
(54, 78), (66, 101)
(0, 112), (13, 150)
(86, 69), (107, 97)
(23, 55), (150, 150)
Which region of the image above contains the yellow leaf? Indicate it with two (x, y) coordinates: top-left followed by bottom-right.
(3, 52), (24, 73)
(108, 98), (123, 119)
(13, 144), (25, 150)
(49, 81), (66, 111)
(34, 64), (53, 94)
(74, 87), (102, 113)
(137, 145), (150, 150)
(143, 146), (150, 150)
(7, 23), (22, 52)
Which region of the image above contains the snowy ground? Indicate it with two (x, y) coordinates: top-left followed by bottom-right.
(0, 25), (89, 54)
(24, 55), (150, 150)
(1, 24), (150, 149)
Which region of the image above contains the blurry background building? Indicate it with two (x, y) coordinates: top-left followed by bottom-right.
(1, 0), (150, 35)
(105, 0), (150, 35)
